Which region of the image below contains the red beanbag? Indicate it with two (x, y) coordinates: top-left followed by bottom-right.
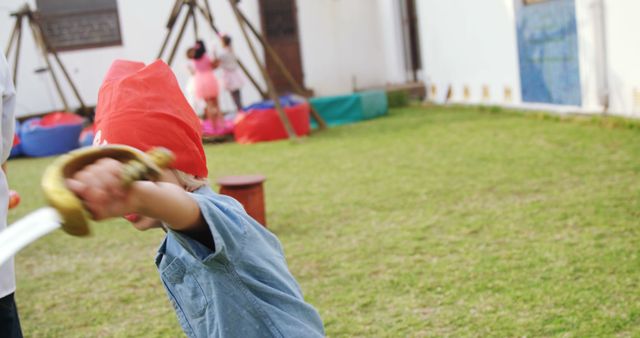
(234, 102), (310, 144)
(38, 112), (84, 127)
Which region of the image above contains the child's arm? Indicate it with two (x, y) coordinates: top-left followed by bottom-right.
(211, 58), (220, 69)
(66, 158), (213, 247)
(132, 181), (213, 246)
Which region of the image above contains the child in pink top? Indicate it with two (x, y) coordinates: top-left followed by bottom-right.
(187, 40), (221, 134)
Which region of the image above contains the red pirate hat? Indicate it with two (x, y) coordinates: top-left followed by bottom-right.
(94, 60), (208, 178)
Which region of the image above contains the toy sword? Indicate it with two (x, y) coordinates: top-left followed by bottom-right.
(0, 145), (173, 266)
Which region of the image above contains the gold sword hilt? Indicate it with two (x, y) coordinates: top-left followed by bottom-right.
(41, 145), (174, 237)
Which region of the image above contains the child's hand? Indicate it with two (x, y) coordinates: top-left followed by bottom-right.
(66, 158), (138, 220)
(67, 158), (209, 245)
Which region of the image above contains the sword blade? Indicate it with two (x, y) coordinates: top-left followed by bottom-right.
(0, 207), (62, 266)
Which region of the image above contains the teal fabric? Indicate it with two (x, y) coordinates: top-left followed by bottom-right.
(358, 90), (388, 120)
(309, 94), (361, 128)
(310, 90), (388, 129)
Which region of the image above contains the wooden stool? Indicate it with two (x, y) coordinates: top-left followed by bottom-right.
(216, 175), (267, 226)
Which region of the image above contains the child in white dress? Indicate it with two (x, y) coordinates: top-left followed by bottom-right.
(216, 34), (245, 112)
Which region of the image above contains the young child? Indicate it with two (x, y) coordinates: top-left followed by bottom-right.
(187, 40), (222, 134)
(69, 60), (324, 337)
(215, 34), (245, 112)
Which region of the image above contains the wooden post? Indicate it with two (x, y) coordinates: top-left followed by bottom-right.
(201, 0), (215, 28)
(189, 1), (199, 41)
(156, 28), (174, 60)
(28, 17), (69, 111)
(11, 16), (23, 86)
(4, 15), (19, 57)
(166, 5), (191, 66)
(33, 18), (87, 109)
(228, 0), (297, 141)
(166, 0), (183, 28)
(157, 0), (183, 59)
(236, 9), (327, 130)
(12, 19), (22, 85)
(6, 5), (87, 113)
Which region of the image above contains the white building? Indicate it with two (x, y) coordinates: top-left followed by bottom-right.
(4, 0), (636, 118)
(0, 0), (421, 117)
(416, 0), (640, 117)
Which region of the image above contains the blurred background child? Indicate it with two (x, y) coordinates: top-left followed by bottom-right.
(215, 34), (245, 112)
(187, 40), (221, 134)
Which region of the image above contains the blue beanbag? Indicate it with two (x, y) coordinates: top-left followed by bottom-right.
(21, 117), (84, 157)
(243, 94), (303, 111)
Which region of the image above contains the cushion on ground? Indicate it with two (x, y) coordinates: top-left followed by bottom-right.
(201, 118), (234, 137)
(309, 90), (388, 128)
(358, 90), (389, 120)
(39, 112), (84, 126)
(79, 125), (95, 147)
(242, 95), (302, 111)
(9, 120), (22, 158)
(309, 94), (361, 128)
(21, 112), (84, 157)
(234, 102), (310, 144)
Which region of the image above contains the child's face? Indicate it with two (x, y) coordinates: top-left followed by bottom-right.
(186, 48), (196, 59)
(124, 169), (183, 231)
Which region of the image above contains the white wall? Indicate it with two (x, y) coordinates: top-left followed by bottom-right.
(415, 0), (640, 117)
(416, 0), (522, 105)
(0, 0), (267, 116)
(297, 0), (396, 95)
(603, 0), (640, 116)
(575, 0), (602, 112)
(376, 0), (408, 84)
(1, 0), (405, 117)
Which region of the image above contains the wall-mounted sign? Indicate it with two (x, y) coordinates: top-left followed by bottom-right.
(36, 0), (122, 51)
(515, 0), (581, 105)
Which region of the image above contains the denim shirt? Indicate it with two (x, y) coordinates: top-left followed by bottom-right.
(155, 186), (325, 338)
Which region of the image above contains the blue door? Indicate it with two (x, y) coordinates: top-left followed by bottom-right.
(515, 0), (582, 106)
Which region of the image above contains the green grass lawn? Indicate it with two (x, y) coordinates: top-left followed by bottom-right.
(7, 106), (640, 337)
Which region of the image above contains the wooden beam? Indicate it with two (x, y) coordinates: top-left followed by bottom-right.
(28, 16), (69, 111)
(157, 0), (183, 59)
(166, 5), (191, 66)
(11, 17), (23, 86)
(33, 18), (87, 109)
(166, 0), (183, 29)
(201, 0), (215, 28)
(4, 16), (19, 57)
(189, 2), (199, 41)
(228, 0), (297, 141)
